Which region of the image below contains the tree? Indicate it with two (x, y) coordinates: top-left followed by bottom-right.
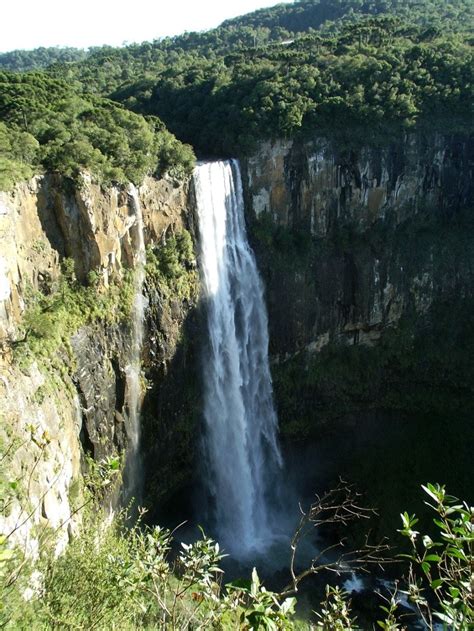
(280, 479), (391, 599)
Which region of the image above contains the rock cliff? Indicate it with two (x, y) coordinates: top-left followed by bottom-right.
(0, 172), (197, 554)
(242, 133), (474, 435)
(244, 133), (473, 353)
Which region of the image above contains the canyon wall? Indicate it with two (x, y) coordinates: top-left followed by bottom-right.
(243, 133), (473, 354)
(0, 173), (197, 554)
(2, 131), (472, 552)
(242, 133), (474, 436)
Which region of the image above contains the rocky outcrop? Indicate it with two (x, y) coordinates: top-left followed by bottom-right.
(245, 134), (472, 235)
(0, 172), (196, 555)
(243, 133), (474, 355)
(0, 173), (189, 340)
(0, 361), (82, 557)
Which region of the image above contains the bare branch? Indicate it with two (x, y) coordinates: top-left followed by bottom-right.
(280, 479), (393, 597)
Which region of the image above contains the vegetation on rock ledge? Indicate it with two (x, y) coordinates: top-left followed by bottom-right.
(13, 258), (135, 373)
(145, 229), (198, 303)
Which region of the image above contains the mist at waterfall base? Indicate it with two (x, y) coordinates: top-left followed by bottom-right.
(191, 159), (305, 571)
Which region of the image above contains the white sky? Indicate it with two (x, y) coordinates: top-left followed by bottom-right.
(2, 0), (293, 53)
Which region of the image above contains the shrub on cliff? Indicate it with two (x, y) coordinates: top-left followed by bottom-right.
(13, 257), (136, 372)
(0, 122), (37, 189)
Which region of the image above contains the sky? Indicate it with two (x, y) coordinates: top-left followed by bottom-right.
(2, 0), (294, 53)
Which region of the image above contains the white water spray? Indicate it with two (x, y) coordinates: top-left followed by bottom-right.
(124, 185), (147, 503)
(194, 160), (283, 558)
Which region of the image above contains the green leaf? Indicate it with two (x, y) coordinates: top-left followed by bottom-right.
(434, 612), (455, 624)
(446, 548), (467, 561)
(444, 494), (458, 503)
(430, 578), (443, 589)
(251, 567), (260, 597)
(107, 457), (120, 470)
(280, 597), (296, 615)
(449, 587), (460, 599)
(422, 535), (433, 548)
(422, 483), (442, 503)
(433, 518), (448, 530)
(424, 554), (441, 562)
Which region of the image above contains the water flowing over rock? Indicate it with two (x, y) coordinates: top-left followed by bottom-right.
(194, 160), (282, 559)
(123, 185), (147, 505)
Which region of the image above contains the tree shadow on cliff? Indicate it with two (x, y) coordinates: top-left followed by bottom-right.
(35, 176), (68, 263)
(139, 299), (204, 532)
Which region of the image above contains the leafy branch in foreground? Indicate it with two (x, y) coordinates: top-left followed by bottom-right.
(314, 584), (358, 630)
(399, 483), (473, 629)
(2, 473), (471, 629)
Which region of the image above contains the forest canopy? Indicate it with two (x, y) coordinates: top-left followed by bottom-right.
(0, 0), (472, 184)
(0, 72), (194, 190)
(0, 47), (90, 73)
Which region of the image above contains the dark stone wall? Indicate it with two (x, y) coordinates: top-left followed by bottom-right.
(240, 133), (474, 440)
(243, 133), (474, 356)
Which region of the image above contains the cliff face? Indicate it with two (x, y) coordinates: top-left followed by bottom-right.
(245, 135), (472, 234)
(0, 173), (197, 554)
(242, 133), (474, 436)
(0, 174), (190, 338)
(243, 133), (473, 354)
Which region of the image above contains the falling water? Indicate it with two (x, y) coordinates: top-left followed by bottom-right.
(123, 185), (147, 505)
(194, 160), (283, 558)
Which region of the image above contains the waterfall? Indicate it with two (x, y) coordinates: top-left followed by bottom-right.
(123, 185), (147, 505)
(194, 160), (283, 558)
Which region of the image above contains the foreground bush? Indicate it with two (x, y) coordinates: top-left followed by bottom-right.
(1, 483), (472, 629)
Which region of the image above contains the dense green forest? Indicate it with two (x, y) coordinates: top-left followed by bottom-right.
(46, 0), (474, 155)
(0, 47), (90, 72)
(1, 0), (473, 180)
(0, 72), (194, 189)
(222, 0), (474, 34)
(114, 19), (472, 154)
